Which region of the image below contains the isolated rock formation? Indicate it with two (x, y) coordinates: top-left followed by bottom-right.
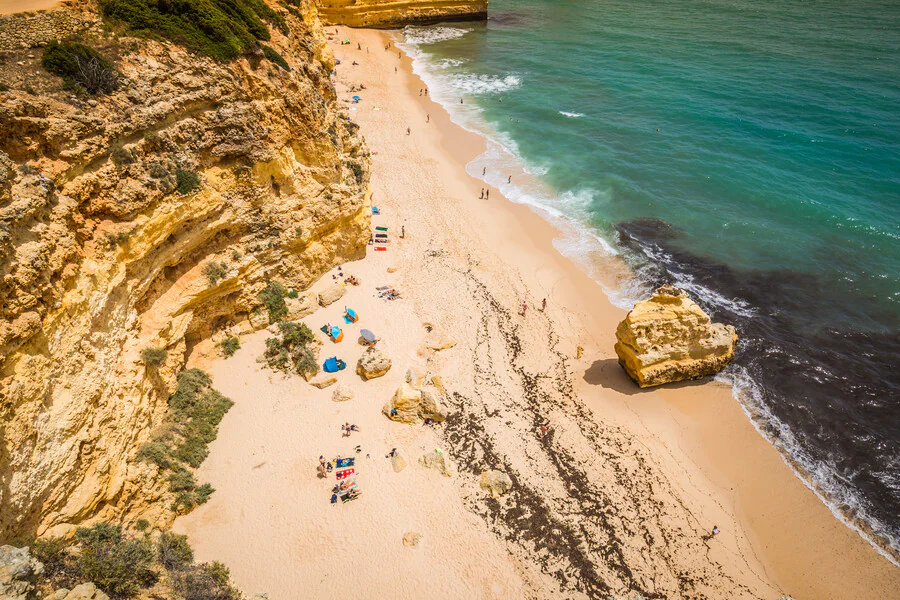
(0, 1), (369, 539)
(383, 383), (446, 424)
(309, 374), (338, 389)
(356, 347), (391, 379)
(480, 470), (513, 498)
(318, 285), (345, 307)
(390, 451), (407, 473)
(315, 0), (487, 28)
(614, 285), (738, 387)
(51, 583), (110, 600)
(401, 531), (422, 548)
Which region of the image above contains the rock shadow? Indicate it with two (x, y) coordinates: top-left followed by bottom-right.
(583, 359), (711, 395)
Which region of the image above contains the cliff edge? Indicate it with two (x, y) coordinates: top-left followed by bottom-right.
(315, 0), (487, 28)
(0, 0), (369, 540)
(615, 285), (738, 387)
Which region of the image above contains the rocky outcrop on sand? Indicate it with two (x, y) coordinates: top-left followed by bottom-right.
(419, 450), (455, 478)
(390, 451), (408, 473)
(0, 546), (43, 600)
(48, 583), (110, 600)
(480, 470), (513, 499)
(356, 347), (391, 379)
(315, 0), (487, 28)
(401, 532), (422, 548)
(614, 285), (737, 387)
(317, 285), (345, 307)
(0, 1), (369, 539)
(331, 383), (354, 402)
(383, 376), (447, 424)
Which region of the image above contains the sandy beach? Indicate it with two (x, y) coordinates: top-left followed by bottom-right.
(0, 0), (60, 15)
(174, 26), (900, 600)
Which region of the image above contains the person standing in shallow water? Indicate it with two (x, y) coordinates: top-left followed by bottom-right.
(480, 189), (484, 199)
(486, 189), (489, 200)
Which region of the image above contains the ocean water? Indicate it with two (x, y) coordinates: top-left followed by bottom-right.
(398, 0), (900, 562)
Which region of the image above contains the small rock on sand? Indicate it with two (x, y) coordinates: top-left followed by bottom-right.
(430, 375), (446, 395)
(419, 449), (455, 477)
(405, 366), (426, 388)
(402, 532), (422, 547)
(331, 383), (354, 402)
(285, 294), (315, 319)
(357, 347), (391, 379)
(387, 266), (398, 273)
(425, 327), (457, 351)
(309, 374), (337, 389)
(391, 451), (407, 472)
(480, 470), (513, 498)
(318, 285), (345, 307)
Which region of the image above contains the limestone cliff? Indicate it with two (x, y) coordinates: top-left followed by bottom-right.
(315, 0), (487, 28)
(0, 1), (369, 540)
(615, 285), (737, 387)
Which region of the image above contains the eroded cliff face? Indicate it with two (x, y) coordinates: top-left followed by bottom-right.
(0, 1), (369, 540)
(615, 285), (738, 387)
(315, 0), (487, 28)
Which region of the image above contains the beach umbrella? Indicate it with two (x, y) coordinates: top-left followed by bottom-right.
(352, 95), (361, 101)
(360, 329), (376, 343)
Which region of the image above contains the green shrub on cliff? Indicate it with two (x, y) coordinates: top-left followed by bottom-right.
(99, 0), (283, 61)
(138, 369), (232, 511)
(261, 44), (290, 71)
(141, 347), (167, 368)
(157, 532), (194, 571)
(41, 41), (119, 95)
(75, 523), (156, 598)
(175, 168), (201, 194)
(218, 335), (240, 358)
(259, 279), (289, 322)
(202, 261), (227, 286)
(263, 321), (318, 378)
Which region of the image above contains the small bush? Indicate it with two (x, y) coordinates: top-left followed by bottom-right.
(286, 289), (299, 299)
(263, 321), (318, 378)
(111, 146), (136, 166)
(345, 160), (364, 185)
(218, 336), (240, 358)
(148, 161), (169, 179)
(172, 561), (241, 600)
(202, 261), (227, 286)
(31, 537), (69, 578)
(141, 347), (167, 368)
(259, 280), (288, 323)
(138, 441), (172, 470)
(280, 321), (314, 346)
(75, 523), (156, 598)
(157, 532), (194, 571)
(134, 519), (150, 533)
(176, 168), (201, 194)
(261, 44), (289, 71)
(41, 41), (119, 95)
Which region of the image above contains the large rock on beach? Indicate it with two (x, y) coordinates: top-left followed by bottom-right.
(285, 294), (316, 320)
(357, 347), (392, 380)
(318, 285), (346, 307)
(614, 285), (737, 387)
(383, 383), (447, 424)
(0, 545), (43, 600)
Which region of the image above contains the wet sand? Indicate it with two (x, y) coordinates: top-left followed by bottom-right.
(174, 26), (900, 600)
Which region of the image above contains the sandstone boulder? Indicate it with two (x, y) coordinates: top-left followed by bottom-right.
(285, 294), (315, 320)
(402, 531), (422, 548)
(318, 285), (345, 307)
(419, 449), (455, 477)
(480, 470), (513, 498)
(60, 583), (109, 600)
(357, 347), (391, 380)
(614, 285), (737, 388)
(331, 383), (354, 402)
(426, 334), (457, 351)
(249, 308), (269, 330)
(0, 545), (43, 600)
(383, 383), (446, 424)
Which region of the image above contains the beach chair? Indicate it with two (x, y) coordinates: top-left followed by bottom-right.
(375, 226), (388, 232)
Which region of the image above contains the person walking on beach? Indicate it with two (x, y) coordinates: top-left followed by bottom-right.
(522, 301), (527, 317)
(357, 42), (361, 50)
(482, 166), (486, 176)
(486, 189), (490, 200)
(425, 88), (429, 96)
(426, 114), (430, 123)
(508, 175), (512, 184)
(480, 188), (484, 199)
(419, 89), (423, 96)
(541, 298), (547, 311)
(401, 225), (405, 238)
(406, 127), (410, 135)
(460, 98), (464, 104)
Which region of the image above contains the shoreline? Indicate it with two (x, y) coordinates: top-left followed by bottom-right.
(174, 25), (900, 599)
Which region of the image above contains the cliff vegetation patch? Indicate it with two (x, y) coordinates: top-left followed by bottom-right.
(27, 525), (241, 599)
(263, 321), (319, 378)
(138, 369), (233, 512)
(261, 43), (290, 70)
(40, 40), (120, 95)
(99, 0), (284, 61)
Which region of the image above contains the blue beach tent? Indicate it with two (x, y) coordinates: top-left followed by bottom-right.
(323, 357), (347, 373)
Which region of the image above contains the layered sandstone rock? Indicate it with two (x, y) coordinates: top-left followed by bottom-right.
(615, 285), (738, 387)
(315, 0), (487, 28)
(0, 1), (369, 539)
(356, 347), (391, 379)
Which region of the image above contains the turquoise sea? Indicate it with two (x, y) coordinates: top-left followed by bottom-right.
(399, 0), (900, 561)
